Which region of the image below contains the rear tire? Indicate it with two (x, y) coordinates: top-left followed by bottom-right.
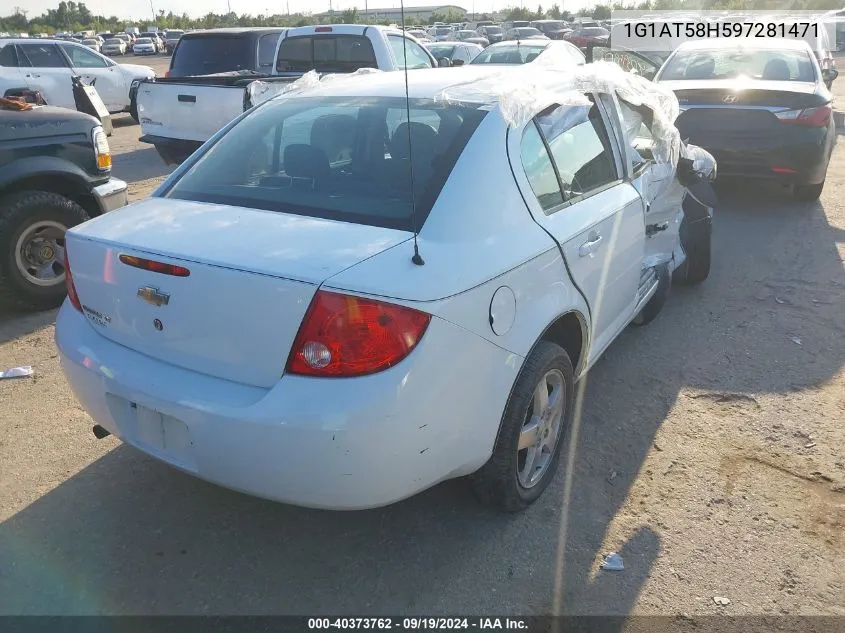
(129, 95), (139, 124)
(471, 341), (574, 512)
(793, 181), (824, 202)
(673, 212), (712, 285)
(0, 191), (90, 311)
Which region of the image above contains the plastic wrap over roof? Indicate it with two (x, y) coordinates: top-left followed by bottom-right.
(434, 47), (682, 165)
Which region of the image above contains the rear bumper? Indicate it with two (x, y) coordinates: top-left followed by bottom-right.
(92, 177), (128, 213)
(678, 122), (835, 186)
(55, 303), (519, 510)
(139, 134), (202, 165)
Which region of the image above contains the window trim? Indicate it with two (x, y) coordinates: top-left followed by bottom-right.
(529, 94), (626, 216)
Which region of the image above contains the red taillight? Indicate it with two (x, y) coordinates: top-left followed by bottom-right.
(771, 166), (797, 174)
(286, 290), (431, 378)
(119, 254), (190, 277)
(64, 251), (83, 312)
(315, 26), (333, 32)
(774, 104), (832, 127)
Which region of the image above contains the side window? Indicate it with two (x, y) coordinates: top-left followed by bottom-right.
(17, 44), (68, 68)
(0, 44), (18, 67)
(520, 122), (565, 211)
(60, 43), (108, 68)
(388, 35), (433, 69)
(257, 33), (279, 69)
(537, 100), (619, 200)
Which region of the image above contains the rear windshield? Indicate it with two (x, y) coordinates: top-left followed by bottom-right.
(427, 44), (456, 59)
(514, 28), (544, 37)
(165, 96), (487, 231)
(533, 21), (566, 32)
(170, 35), (254, 76)
(484, 26), (503, 34)
(136, 38), (152, 44)
(276, 35), (377, 72)
(660, 48), (816, 82)
(471, 44), (547, 64)
(105, 39), (122, 45)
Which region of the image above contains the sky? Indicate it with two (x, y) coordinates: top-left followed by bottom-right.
(0, 0), (593, 22)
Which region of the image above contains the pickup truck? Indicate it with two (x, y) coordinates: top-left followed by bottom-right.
(0, 104), (128, 310)
(137, 24), (442, 165)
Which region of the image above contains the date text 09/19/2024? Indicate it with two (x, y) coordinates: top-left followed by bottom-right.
(307, 618), (528, 630)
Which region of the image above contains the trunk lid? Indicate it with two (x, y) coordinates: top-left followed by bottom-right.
(66, 198), (411, 388)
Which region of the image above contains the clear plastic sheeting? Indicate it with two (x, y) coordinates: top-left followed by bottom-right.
(680, 143), (717, 181)
(246, 68), (385, 108)
(434, 46), (682, 165)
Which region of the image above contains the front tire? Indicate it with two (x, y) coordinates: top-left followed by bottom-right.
(0, 191), (90, 311)
(471, 341), (574, 512)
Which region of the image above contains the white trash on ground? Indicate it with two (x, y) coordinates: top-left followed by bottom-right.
(0, 366), (33, 379)
(600, 552), (625, 571)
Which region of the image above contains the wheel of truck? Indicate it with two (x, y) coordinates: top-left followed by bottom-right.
(129, 95), (139, 124)
(631, 264), (671, 327)
(673, 215), (712, 285)
(0, 191), (90, 311)
(471, 341), (574, 512)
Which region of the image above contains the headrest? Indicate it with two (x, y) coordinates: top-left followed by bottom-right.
(283, 144), (330, 181)
(389, 122), (439, 161)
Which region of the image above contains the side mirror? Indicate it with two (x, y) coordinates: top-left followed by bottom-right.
(822, 68), (839, 84)
(438, 57), (452, 67)
(452, 58), (464, 66)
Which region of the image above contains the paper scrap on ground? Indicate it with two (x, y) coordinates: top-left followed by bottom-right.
(0, 366), (33, 379)
(600, 552), (625, 571)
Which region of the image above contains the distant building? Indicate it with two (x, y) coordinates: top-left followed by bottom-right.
(316, 4), (468, 23)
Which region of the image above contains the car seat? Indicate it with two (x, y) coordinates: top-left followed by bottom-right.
(762, 58), (791, 81)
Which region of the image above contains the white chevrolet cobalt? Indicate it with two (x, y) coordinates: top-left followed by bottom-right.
(57, 63), (716, 511)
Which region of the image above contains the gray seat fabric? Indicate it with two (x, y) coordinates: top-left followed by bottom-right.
(283, 144), (330, 188)
(310, 114), (357, 164)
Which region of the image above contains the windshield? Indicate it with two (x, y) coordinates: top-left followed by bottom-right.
(456, 31), (478, 39)
(165, 96), (487, 231)
(581, 27), (609, 36)
(659, 48), (816, 82)
(170, 35), (254, 76)
(105, 39), (121, 45)
(276, 35), (378, 73)
(534, 21), (566, 32)
(471, 43), (547, 64)
(484, 26), (503, 34)
(427, 44), (456, 59)
(83, 39), (97, 45)
(514, 28), (544, 37)
(433, 27), (452, 36)
(136, 38), (152, 44)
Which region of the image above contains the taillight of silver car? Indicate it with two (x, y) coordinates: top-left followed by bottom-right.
(286, 290), (431, 378)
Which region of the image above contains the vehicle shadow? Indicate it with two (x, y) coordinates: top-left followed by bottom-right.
(0, 181), (842, 617)
(111, 147), (174, 184)
(0, 307), (57, 346)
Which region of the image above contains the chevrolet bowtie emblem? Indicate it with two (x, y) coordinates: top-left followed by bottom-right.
(137, 286), (170, 307)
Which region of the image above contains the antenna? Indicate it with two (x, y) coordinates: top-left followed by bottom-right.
(400, 0), (425, 266)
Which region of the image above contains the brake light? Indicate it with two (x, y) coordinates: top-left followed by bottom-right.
(118, 254), (191, 277)
(286, 290), (431, 377)
(64, 251), (82, 312)
(771, 166), (797, 174)
(774, 104), (832, 127)
(315, 26), (333, 32)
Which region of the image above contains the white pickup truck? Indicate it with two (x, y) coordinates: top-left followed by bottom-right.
(137, 24), (443, 164)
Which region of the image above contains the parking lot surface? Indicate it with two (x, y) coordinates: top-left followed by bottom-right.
(0, 53), (843, 616)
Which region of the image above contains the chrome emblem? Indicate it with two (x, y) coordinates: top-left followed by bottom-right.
(137, 286), (170, 307)
(722, 95), (739, 104)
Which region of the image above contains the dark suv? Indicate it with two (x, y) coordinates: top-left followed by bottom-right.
(0, 106), (128, 310)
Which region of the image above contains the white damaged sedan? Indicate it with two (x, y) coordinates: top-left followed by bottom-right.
(56, 62), (716, 511)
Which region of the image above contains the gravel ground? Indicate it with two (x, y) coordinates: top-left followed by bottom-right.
(0, 53), (843, 617)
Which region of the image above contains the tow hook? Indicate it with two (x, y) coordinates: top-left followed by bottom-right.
(92, 424), (111, 439)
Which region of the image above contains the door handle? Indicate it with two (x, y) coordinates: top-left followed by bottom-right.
(579, 232), (603, 257)
(26, 73), (42, 78)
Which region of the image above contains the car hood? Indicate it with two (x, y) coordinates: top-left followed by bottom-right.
(118, 63), (156, 78)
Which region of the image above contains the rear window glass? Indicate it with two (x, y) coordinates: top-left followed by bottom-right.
(276, 35), (377, 72)
(165, 96), (487, 232)
(660, 49), (816, 82)
(0, 44), (17, 67)
(471, 44), (548, 64)
(170, 36), (254, 76)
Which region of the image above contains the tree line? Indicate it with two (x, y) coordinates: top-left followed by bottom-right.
(2, 0), (841, 36)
